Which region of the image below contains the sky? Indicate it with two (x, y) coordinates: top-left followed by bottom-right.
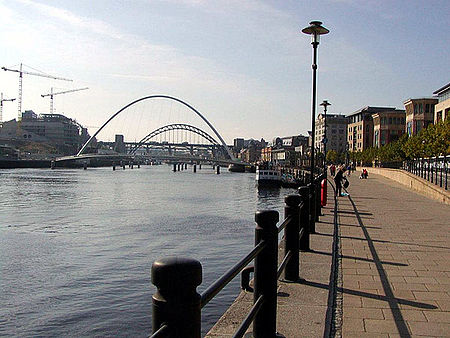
(0, 0), (449, 144)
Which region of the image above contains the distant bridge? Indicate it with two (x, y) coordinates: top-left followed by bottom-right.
(57, 95), (250, 168)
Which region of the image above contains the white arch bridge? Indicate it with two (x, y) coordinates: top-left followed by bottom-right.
(55, 95), (250, 169)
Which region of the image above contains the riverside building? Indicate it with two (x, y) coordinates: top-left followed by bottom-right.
(403, 98), (438, 136)
(372, 110), (406, 148)
(433, 82), (450, 123)
(315, 113), (348, 155)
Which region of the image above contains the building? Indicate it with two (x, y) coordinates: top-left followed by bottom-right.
(0, 111), (90, 155)
(233, 138), (244, 152)
(372, 110), (406, 148)
(347, 106), (399, 152)
(403, 98), (437, 136)
(315, 113), (348, 154)
(433, 82), (450, 123)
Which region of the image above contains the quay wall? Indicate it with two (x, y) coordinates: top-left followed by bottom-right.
(358, 167), (450, 205)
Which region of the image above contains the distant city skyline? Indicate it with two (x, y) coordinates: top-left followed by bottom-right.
(1, 0), (449, 143)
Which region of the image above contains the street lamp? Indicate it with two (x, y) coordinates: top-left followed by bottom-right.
(302, 21), (329, 183)
(320, 100), (331, 172)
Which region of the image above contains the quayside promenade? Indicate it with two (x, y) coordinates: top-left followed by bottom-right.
(207, 171), (450, 337)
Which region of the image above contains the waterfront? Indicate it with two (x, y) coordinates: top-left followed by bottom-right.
(0, 165), (296, 337)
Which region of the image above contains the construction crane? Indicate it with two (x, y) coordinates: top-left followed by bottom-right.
(41, 87), (89, 114)
(0, 93), (16, 123)
(1, 63), (72, 120)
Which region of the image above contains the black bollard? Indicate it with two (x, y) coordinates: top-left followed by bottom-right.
(298, 186), (311, 251)
(185, 163), (187, 170)
(193, 164), (197, 173)
(284, 195), (302, 281)
(173, 163), (177, 172)
(83, 162), (87, 170)
(216, 165), (220, 175)
(308, 183), (316, 234)
(152, 257), (202, 338)
(112, 162), (116, 171)
(138, 163), (140, 169)
(254, 210), (279, 337)
(199, 163), (202, 170)
(315, 177), (321, 220)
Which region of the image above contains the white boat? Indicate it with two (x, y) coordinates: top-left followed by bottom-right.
(256, 164), (282, 186)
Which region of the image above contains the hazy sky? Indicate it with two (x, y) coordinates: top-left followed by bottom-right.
(0, 0), (449, 143)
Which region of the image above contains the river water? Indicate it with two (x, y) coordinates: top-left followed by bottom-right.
(0, 165), (296, 337)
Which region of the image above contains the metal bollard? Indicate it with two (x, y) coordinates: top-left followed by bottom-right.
(298, 186), (310, 251)
(284, 195), (301, 281)
(193, 164), (197, 173)
(151, 257), (202, 338)
(254, 210), (279, 337)
(83, 162), (87, 170)
(308, 183), (316, 234)
(50, 160), (55, 169)
(173, 163), (177, 172)
(315, 178), (321, 221)
(216, 165), (220, 174)
(185, 163), (187, 170)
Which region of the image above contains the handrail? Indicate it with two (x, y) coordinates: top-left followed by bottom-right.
(150, 324), (169, 338)
(403, 155), (448, 190)
(277, 215), (292, 233)
(149, 176), (325, 337)
(200, 240), (266, 308)
(277, 250), (292, 279)
(232, 295), (265, 338)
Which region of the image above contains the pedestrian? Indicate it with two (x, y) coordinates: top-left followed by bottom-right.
(330, 164), (336, 176)
(334, 166), (346, 197)
(346, 164), (352, 176)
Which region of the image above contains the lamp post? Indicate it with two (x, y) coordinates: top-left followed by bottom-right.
(302, 21), (329, 184)
(320, 100), (331, 173)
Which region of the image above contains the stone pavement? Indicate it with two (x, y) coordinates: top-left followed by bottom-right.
(207, 171), (450, 337)
(338, 171), (450, 337)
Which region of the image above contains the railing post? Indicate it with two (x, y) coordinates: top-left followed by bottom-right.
(254, 210), (279, 338)
(151, 257), (202, 338)
(284, 195), (302, 282)
(298, 186), (310, 251)
(315, 176), (321, 220)
(308, 183), (316, 234)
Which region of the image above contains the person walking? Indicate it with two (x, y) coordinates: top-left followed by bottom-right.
(334, 166), (346, 197)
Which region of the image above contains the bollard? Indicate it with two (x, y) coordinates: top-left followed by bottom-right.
(151, 257), (202, 338)
(178, 163), (181, 171)
(315, 177), (321, 220)
(138, 163), (140, 169)
(112, 162), (116, 171)
(254, 210), (279, 337)
(298, 186), (310, 251)
(199, 164), (202, 170)
(83, 162), (87, 170)
(216, 165), (220, 175)
(185, 163), (187, 170)
(50, 160), (55, 169)
(173, 163), (177, 172)
(193, 164), (197, 173)
(308, 183), (316, 234)
(284, 195), (301, 281)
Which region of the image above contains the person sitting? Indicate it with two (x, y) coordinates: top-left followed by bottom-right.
(359, 168), (368, 179)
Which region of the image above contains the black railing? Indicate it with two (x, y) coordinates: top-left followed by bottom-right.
(403, 155), (448, 190)
(150, 174), (326, 338)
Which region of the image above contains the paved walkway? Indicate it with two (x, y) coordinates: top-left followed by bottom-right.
(207, 172), (450, 337)
(338, 171), (450, 337)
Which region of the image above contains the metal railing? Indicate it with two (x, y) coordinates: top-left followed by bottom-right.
(150, 174), (326, 338)
(403, 155), (448, 190)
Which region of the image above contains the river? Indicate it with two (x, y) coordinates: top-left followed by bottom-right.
(0, 165), (296, 337)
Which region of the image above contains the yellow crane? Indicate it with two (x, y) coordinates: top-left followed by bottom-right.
(0, 93), (16, 123)
(41, 87), (89, 114)
(1, 63), (72, 120)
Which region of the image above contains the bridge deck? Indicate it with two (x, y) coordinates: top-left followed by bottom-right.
(206, 171), (450, 337)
